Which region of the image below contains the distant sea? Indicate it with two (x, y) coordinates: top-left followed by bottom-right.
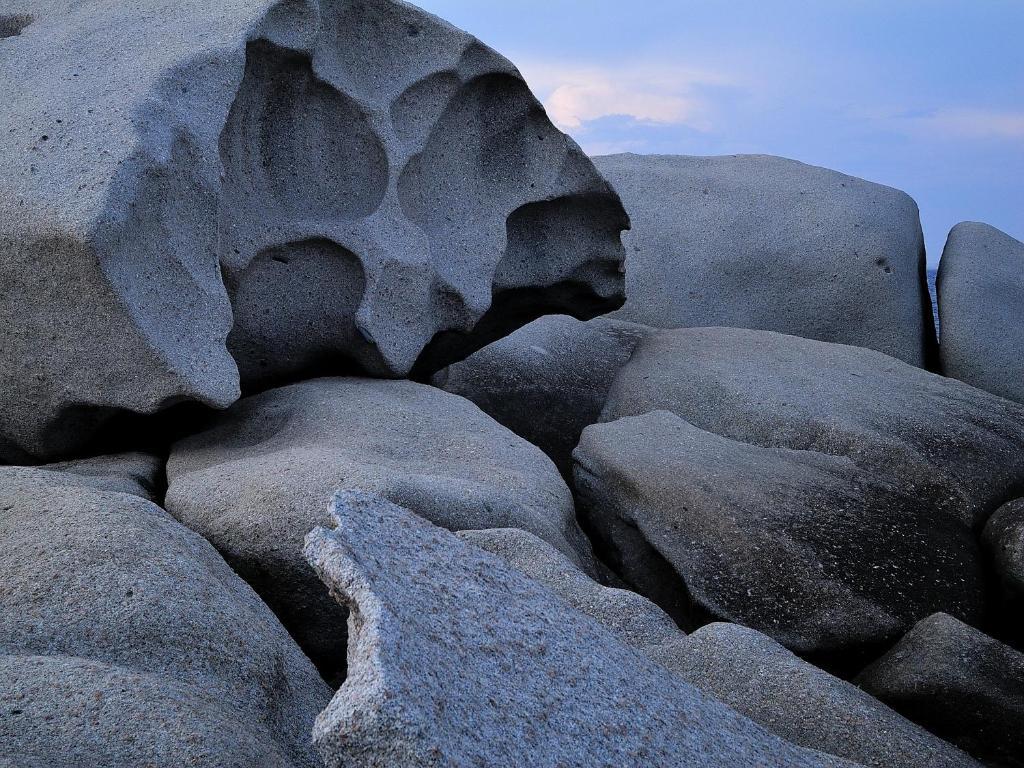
(927, 269), (940, 335)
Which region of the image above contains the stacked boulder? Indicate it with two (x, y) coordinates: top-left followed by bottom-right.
(0, 0), (627, 463)
(1, 0), (1022, 766)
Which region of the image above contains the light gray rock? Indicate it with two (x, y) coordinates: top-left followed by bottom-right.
(857, 613), (1024, 768)
(165, 377), (594, 684)
(465, 529), (977, 768)
(592, 153), (936, 368)
(0, 460), (331, 767)
(601, 327), (1024, 530)
(435, 314), (648, 476)
(458, 527), (686, 653)
(304, 490), (853, 768)
(665, 624), (979, 768)
(0, 0), (626, 462)
(0, 451), (162, 500)
(938, 222), (1024, 403)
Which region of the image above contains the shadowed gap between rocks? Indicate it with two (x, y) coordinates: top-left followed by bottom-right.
(0, 14), (33, 38)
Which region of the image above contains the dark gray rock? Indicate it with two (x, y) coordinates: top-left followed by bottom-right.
(435, 314), (648, 475)
(938, 222), (1024, 403)
(0, 0), (626, 462)
(857, 613), (1024, 768)
(984, 499), (1024, 601)
(304, 490), (853, 768)
(466, 529), (976, 768)
(165, 377), (595, 684)
(0, 459), (331, 767)
(592, 153), (936, 368)
(574, 409), (987, 663)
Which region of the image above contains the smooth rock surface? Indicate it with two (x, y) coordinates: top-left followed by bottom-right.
(857, 613), (1024, 768)
(0, 0), (626, 462)
(575, 409), (987, 663)
(165, 377), (594, 684)
(436, 314), (648, 475)
(304, 490), (852, 768)
(0, 459), (331, 767)
(463, 528), (975, 768)
(938, 222), (1024, 403)
(593, 153), (936, 367)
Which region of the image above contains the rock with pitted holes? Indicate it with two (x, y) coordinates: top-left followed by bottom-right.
(857, 613), (1024, 768)
(0, 456), (331, 768)
(0, 0), (626, 462)
(303, 490), (856, 768)
(593, 153), (936, 367)
(938, 222), (1024, 404)
(165, 377), (597, 685)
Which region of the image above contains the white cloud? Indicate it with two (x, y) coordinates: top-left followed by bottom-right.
(514, 59), (733, 133)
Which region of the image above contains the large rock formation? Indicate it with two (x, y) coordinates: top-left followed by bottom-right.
(165, 377), (595, 684)
(304, 490), (851, 768)
(938, 222), (1024, 403)
(0, 0), (627, 462)
(445, 320), (1024, 661)
(462, 528), (978, 768)
(0, 456), (331, 767)
(857, 614), (1024, 768)
(984, 499), (1024, 610)
(592, 153), (936, 367)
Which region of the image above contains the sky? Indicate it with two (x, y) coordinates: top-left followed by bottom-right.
(416, 0), (1024, 267)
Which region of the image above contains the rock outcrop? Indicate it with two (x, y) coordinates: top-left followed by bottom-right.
(857, 614), (1024, 768)
(0, 0), (626, 462)
(304, 490), (852, 768)
(0, 457), (331, 767)
(592, 153), (936, 368)
(984, 499), (1024, 613)
(165, 377), (595, 684)
(938, 222), (1024, 403)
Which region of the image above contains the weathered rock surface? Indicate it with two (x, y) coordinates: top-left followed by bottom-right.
(458, 527), (686, 653)
(938, 222), (1024, 403)
(984, 499), (1024, 607)
(0, 0), (626, 462)
(857, 613), (1024, 768)
(463, 528), (977, 768)
(563, 327), (1024, 660)
(165, 377), (594, 683)
(0, 458), (331, 767)
(667, 624), (979, 768)
(575, 409), (987, 663)
(592, 153), (936, 367)
(304, 490), (852, 768)
(436, 314), (648, 475)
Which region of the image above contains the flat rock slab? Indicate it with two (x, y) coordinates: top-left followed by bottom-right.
(0, 0), (626, 462)
(593, 153), (936, 367)
(0, 458), (331, 767)
(857, 613), (1024, 768)
(938, 222), (1024, 403)
(166, 377), (594, 684)
(303, 490), (852, 768)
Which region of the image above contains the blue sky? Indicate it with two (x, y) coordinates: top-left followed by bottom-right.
(416, 0), (1024, 266)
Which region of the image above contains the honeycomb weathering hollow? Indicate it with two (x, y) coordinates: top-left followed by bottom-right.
(0, 0), (627, 461)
